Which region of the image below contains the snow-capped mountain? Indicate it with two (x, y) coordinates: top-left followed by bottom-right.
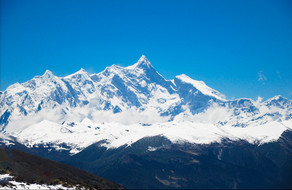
(0, 55), (292, 154)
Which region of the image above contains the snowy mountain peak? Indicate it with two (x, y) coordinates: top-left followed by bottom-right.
(75, 68), (90, 76)
(43, 70), (54, 77)
(266, 95), (289, 103)
(65, 68), (90, 79)
(270, 95), (285, 101)
(134, 55), (153, 70)
(74, 68), (88, 75)
(138, 55), (148, 62)
(111, 64), (121, 69)
(265, 95), (291, 109)
(78, 68), (87, 73)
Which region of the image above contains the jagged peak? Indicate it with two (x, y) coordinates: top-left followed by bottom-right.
(266, 95), (289, 102)
(137, 55), (152, 68)
(101, 65), (118, 76)
(102, 64), (122, 74)
(43, 70), (54, 77)
(111, 64), (122, 69)
(127, 55), (153, 70)
(138, 55), (149, 63)
(65, 68), (90, 79)
(76, 68), (87, 74)
(99, 55), (154, 74)
(273, 95), (285, 100)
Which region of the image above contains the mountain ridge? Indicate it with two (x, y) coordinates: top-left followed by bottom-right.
(0, 55), (291, 154)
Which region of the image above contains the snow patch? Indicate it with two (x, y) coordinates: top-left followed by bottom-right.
(0, 174), (82, 190)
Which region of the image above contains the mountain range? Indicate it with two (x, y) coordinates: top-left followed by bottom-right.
(1, 55), (292, 188)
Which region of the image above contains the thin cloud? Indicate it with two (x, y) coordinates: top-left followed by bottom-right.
(258, 71), (267, 85)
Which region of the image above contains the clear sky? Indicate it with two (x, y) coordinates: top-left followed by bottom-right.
(1, 0), (292, 100)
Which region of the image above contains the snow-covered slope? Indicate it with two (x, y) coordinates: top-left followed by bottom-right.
(15, 119), (292, 154)
(1, 55), (292, 153)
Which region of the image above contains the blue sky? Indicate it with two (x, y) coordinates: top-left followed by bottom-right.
(1, 0), (292, 100)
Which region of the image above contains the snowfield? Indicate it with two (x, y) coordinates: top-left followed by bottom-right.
(15, 118), (292, 154)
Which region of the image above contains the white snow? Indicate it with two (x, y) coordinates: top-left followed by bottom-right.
(0, 174), (82, 190)
(13, 117), (291, 153)
(0, 174), (11, 181)
(175, 74), (226, 100)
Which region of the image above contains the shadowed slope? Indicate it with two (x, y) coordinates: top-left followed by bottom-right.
(0, 146), (124, 189)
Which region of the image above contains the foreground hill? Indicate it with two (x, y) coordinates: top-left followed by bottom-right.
(0, 146), (124, 189)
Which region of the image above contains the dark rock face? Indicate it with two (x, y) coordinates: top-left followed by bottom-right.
(64, 131), (292, 189)
(0, 146), (124, 189)
(0, 110), (10, 130)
